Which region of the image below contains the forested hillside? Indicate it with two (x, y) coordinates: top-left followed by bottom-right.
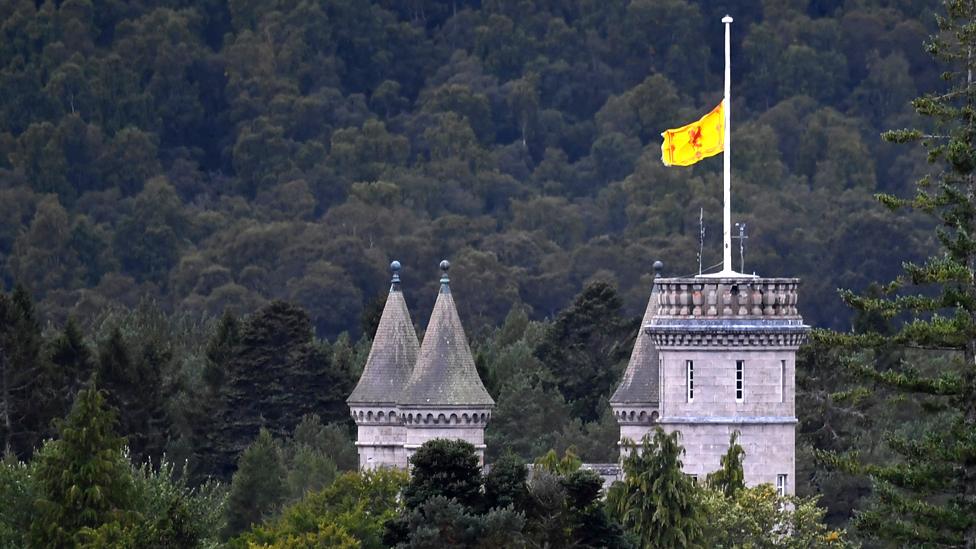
(0, 0), (939, 336)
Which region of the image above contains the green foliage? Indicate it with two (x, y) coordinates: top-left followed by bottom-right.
(535, 281), (636, 422)
(611, 430), (702, 549)
(402, 439), (484, 511)
(0, 451), (33, 548)
(705, 431), (745, 498)
(29, 386), (135, 548)
(207, 302), (356, 478)
(223, 428), (288, 539)
(0, 285), (57, 458)
(812, 1), (976, 546)
(698, 484), (854, 548)
(236, 468), (407, 549)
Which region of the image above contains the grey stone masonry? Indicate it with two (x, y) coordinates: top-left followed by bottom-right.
(614, 275), (808, 493)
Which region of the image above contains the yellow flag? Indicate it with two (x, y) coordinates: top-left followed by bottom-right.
(661, 101), (724, 166)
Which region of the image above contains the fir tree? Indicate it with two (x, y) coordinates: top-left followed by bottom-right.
(29, 386), (135, 548)
(817, 1), (976, 545)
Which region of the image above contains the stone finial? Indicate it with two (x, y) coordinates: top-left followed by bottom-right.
(439, 260), (450, 286)
(391, 260), (402, 286)
(653, 260), (664, 278)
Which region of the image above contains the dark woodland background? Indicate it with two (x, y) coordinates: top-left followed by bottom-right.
(0, 0), (953, 545)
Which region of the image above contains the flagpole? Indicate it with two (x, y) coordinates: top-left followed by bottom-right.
(722, 15), (733, 274)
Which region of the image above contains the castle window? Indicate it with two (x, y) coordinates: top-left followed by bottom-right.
(776, 474), (788, 496)
(780, 359), (786, 403)
(686, 360), (694, 402)
(735, 360), (744, 402)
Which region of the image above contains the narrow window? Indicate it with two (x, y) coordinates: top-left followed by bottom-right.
(735, 360), (744, 402)
(776, 474), (788, 496)
(689, 474), (698, 484)
(780, 359), (787, 403)
(686, 360), (694, 402)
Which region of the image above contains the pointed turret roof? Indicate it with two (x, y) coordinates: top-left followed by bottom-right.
(610, 261), (663, 406)
(348, 261), (419, 405)
(398, 260), (494, 407)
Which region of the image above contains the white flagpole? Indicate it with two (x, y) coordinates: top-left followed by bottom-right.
(722, 15), (733, 274)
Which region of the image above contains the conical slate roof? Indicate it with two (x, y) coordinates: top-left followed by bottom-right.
(347, 262), (419, 405)
(398, 261), (494, 407)
(610, 268), (661, 406)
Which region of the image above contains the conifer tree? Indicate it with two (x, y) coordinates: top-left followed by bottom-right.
(30, 386), (135, 547)
(818, 1), (976, 545)
(48, 317), (95, 420)
(610, 428), (702, 548)
(223, 428), (287, 539)
(95, 328), (170, 466)
(706, 431), (745, 498)
(0, 286), (57, 458)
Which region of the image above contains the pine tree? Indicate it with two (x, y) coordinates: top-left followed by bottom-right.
(817, 1), (976, 545)
(29, 386), (136, 548)
(611, 428), (702, 548)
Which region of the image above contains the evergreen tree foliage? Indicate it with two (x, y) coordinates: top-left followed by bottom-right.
(48, 317), (95, 421)
(0, 286), (56, 458)
(609, 429), (702, 549)
(815, 1), (976, 546)
(535, 281), (636, 422)
(29, 386), (135, 548)
(210, 301), (354, 478)
(222, 428), (288, 539)
(95, 327), (171, 466)
(402, 439), (484, 511)
(706, 431), (745, 498)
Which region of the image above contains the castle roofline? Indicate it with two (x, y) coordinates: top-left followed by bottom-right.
(398, 260), (495, 408)
(347, 261), (420, 405)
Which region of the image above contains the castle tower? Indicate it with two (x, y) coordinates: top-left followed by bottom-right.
(613, 265), (808, 493)
(347, 261), (419, 470)
(397, 260), (495, 464)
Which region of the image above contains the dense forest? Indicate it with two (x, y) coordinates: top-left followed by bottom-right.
(3, 0), (975, 547)
(0, 0), (941, 337)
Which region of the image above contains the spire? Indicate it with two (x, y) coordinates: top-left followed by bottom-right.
(610, 260), (663, 406)
(399, 260), (494, 407)
(347, 260), (419, 405)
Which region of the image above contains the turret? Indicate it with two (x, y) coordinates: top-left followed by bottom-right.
(610, 260), (663, 444)
(398, 260), (495, 464)
(347, 261), (419, 469)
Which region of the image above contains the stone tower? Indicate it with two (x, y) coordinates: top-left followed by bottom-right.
(347, 261), (419, 470)
(397, 260), (495, 464)
(612, 264), (808, 493)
